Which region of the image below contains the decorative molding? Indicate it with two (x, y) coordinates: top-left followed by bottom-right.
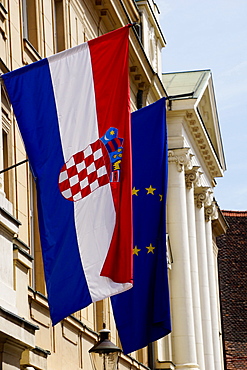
(168, 148), (193, 172)
(205, 201), (218, 222)
(185, 166), (202, 189)
(130, 65), (138, 74)
(185, 110), (221, 178)
(100, 9), (116, 28)
(194, 186), (210, 208)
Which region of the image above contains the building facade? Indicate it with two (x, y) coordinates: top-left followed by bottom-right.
(0, 0), (226, 369)
(217, 211), (247, 370)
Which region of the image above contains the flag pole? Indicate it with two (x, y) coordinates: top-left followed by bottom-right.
(0, 159), (28, 174)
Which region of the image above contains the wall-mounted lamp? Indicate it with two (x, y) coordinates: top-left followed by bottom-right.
(89, 325), (122, 370)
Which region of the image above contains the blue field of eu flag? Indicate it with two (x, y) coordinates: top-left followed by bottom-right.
(111, 98), (171, 354)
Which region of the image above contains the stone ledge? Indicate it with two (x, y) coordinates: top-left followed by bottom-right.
(0, 306), (39, 333)
(0, 206), (21, 236)
(20, 346), (51, 370)
(156, 360), (176, 370)
(0, 305), (39, 349)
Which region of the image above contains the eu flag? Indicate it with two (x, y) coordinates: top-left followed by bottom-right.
(111, 98), (171, 354)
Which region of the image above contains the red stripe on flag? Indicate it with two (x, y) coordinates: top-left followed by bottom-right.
(88, 26), (133, 284)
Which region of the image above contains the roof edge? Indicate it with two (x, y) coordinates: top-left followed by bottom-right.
(222, 210), (247, 217)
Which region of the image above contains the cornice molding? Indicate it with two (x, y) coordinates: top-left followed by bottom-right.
(185, 110), (223, 179)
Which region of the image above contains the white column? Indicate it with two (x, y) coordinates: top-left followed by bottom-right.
(167, 149), (199, 370)
(194, 188), (215, 370)
(185, 168), (205, 370)
(204, 203), (223, 370)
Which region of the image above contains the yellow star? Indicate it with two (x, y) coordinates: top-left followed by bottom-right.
(132, 187), (140, 196)
(159, 194), (163, 201)
(146, 243), (155, 254)
(145, 185), (156, 195)
(110, 130), (115, 135)
(133, 246), (141, 256)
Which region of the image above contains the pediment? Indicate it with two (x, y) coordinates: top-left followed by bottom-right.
(162, 70), (226, 179)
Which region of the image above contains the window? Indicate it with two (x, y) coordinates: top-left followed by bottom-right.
(22, 0), (38, 51)
(1, 85), (12, 201)
(29, 173), (46, 294)
(2, 130), (9, 198)
(54, 0), (65, 52)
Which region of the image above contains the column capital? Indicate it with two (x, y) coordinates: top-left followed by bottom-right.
(168, 148), (193, 172)
(185, 166), (202, 189)
(205, 201), (218, 222)
(194, 187), (212, 208)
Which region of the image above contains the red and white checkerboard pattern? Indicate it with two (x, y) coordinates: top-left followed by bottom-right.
(58, 140), (109, 202)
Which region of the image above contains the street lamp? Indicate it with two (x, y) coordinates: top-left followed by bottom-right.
(89, 325), (122, 370)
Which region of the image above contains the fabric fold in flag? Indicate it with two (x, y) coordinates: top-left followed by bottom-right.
(111, 98), (171, 354)
(2, 26), (133, 325)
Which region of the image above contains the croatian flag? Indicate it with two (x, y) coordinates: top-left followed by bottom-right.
(2, 26), (133, 325)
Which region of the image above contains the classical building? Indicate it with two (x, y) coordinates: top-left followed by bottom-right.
(0, 0), (227, 369)
(161, 70), (227, 370)
(217, 211), (247, 369)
